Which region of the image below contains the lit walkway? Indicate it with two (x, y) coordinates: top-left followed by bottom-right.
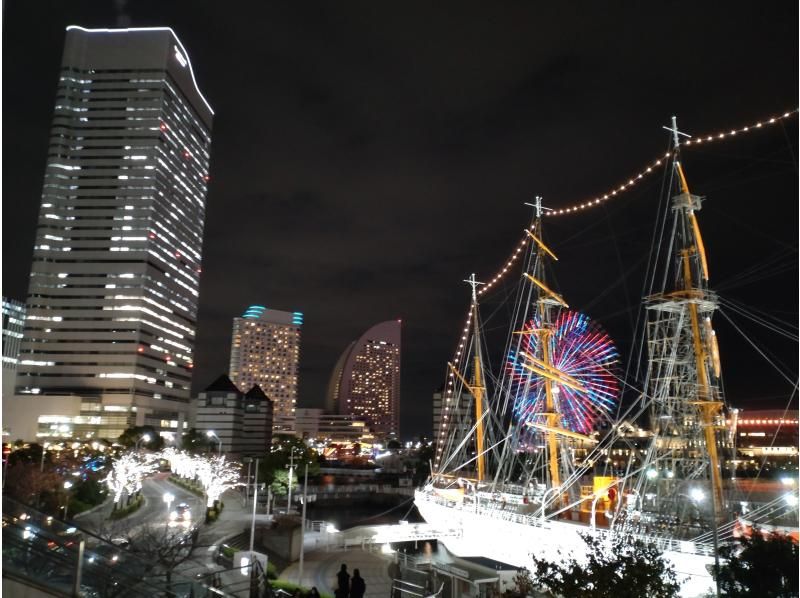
(281, 548), (393, 598)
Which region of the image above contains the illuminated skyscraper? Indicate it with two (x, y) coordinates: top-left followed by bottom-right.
(11, 26), (213, 440)
(326, 320), (401, 438)
(2, 298), (26, 400)
(229, 306), (302, 431)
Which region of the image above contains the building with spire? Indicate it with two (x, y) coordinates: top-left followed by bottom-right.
(228, 306), (302, 432)
(326, 320), (401, 438)
(7, 26), (213, 441)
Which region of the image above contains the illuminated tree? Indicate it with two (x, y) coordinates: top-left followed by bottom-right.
(196, 456), (241, 507)
(104, 453), (157, 506)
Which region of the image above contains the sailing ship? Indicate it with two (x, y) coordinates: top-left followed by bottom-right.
(415, 119), (798, 597)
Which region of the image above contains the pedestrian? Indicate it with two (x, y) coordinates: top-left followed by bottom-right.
(308, 587), (321, 598)
(350, 568), (365, 598)
(336, 563), (350, 598)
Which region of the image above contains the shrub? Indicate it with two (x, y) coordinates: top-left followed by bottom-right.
(109, 495), (144, 520)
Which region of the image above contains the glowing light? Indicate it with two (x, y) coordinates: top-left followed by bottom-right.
(689, 488), (705, 502)
(508, 311), (620, 435)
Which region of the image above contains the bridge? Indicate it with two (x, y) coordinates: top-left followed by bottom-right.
(307, 521), (462, 550)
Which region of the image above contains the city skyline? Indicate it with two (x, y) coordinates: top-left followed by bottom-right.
(2, 3), (797, 439)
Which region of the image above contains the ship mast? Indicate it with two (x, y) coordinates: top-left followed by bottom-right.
(519, 197), (595, 491)
(641, 117), (727, 529)
(447, 274), (487, 482)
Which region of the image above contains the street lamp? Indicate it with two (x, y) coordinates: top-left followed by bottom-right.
(40, 442), (51, 472)
(206, 431), (222, 458)
(163, 492), (175, 524)
(63, 481), (74, 520)
(135, 434), (152, 452)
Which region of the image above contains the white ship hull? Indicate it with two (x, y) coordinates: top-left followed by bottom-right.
(415, 490), (716, 598)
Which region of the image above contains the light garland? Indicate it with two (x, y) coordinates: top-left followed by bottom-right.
(434, 308), (474, 469)
(547, 108), (797, 217)
(473, 108), (798, 299)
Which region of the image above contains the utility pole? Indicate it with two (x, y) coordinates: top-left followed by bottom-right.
(298, 462), (308, 585)
(249, 458), (259, 556)
(287, 448), (296, 514)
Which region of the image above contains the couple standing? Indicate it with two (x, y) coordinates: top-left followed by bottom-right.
(336, 564), (366, 598)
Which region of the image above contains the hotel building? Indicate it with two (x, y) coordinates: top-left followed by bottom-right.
(326, 320), (401, 438)
(229, 306), (302, 431)
(9, 26), (213, 441)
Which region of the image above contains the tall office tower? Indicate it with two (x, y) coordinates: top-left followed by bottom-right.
(12, 27), (213, 441)
(326, 320), (401, 438)
(2, 298), (27, 400)
(229, 306), (302, 431)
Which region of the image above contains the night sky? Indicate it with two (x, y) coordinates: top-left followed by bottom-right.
(3, 2), (798, 438)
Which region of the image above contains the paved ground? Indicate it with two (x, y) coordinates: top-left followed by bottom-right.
(281, 548), (394, 598)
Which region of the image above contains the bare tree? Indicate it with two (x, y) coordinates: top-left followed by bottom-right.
(128, 523), (201, 592)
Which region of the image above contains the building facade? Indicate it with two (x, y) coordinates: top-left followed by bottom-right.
(11, 27), (213, 441)
(193, 374), (273, 457)
(432, 387), (474, 454)
(229, 306), (302, 432)
(294, 407), (374, 445)
(326, 320), (401, 438)
(2, 298), (26, 401)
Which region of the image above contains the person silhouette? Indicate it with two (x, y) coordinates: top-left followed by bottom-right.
(336, 564), (350, 598)
(350, 568), (366, 598)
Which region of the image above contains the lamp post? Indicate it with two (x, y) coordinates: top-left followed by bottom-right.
(298, 462), (308, 585)
(163, 492), (175, 526)
(135, 434), (151, 452)
(40, 442), (51, 472)
(286, 447), (300, 514)
(206, 430), (223, 458)
(63, 481), (73, 520)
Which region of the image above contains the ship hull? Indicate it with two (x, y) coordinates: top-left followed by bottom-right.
(415, 490), (716, 598)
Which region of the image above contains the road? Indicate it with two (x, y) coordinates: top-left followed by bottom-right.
(79, 474), (206, 537)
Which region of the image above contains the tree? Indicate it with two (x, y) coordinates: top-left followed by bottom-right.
(180, 427), (214, 454)
(118, 425), (164, 450)
(269, 468), (298, 497)
(714, 532), (799, 597)
(127, 523), (201, 593)
(4, 462), (62, 510)
(259, 434), (319, 486)
(529, 534), (681, 598)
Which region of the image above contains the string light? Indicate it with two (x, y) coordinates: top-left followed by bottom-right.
(469, 108), (798, 301)
(548, 108), (797, 217)
(434, 308), (474, 467)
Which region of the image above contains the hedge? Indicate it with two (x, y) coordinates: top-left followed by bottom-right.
(109, 495), (144, 520)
